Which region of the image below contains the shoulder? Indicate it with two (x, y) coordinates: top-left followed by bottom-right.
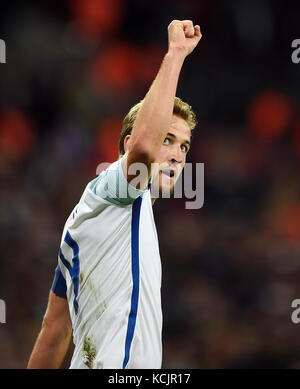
(88, 156), (148, 207)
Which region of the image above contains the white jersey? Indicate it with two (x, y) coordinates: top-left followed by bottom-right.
(57, 156), (162, 369)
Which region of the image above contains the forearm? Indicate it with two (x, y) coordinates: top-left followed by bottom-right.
(27, 320), (72, 369)
(129, 48), (185, 159)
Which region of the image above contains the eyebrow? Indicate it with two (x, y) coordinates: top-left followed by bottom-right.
(166, 132), (190, 146)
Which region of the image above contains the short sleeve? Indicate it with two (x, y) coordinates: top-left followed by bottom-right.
(89, 156), (148, 206)
(51, 265), (67, 299)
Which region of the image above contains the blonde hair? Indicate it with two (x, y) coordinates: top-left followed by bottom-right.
(118, 96), (197, 156)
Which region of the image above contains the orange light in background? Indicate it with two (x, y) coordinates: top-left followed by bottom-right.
(247, 90), (293, 140)
(96, 116), (123, 162)
(136, 45), (165, 87)
(275, 204), (300, 242)
(0, 109), (36, 162)
(69, 0), (124, 43)
(89, 43), (165, 96)
(90, 44), (141, 94)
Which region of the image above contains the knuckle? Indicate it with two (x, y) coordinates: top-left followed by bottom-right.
(168, 20), (177, 29)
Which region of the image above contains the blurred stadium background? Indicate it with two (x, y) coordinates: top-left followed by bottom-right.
(1, 0), (300, 368)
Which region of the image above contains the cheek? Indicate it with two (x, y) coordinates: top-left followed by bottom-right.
(154, 147), (168, 165)
(177, 164), (185, 179)
(159, 145), (168, 156)
(180, 157), (186, 169)
(176, 160), (186, 178)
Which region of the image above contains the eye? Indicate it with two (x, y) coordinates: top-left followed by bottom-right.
(181, 144), (188, 153)
(163, 137), (170, 145)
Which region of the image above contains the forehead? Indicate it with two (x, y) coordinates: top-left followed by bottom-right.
(169, 115), (191, 142)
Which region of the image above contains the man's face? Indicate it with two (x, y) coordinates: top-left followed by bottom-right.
(151, 115), (191, 196)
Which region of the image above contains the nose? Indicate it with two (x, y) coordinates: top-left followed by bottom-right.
(169, 143), (184, 164)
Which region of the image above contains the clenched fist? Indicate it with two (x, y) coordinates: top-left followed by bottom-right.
(168, 20), (202, 58)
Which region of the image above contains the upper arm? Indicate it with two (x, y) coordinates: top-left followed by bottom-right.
(122, 151), (152, 192)
(27, 290), (72, 368)
(43, 291), (72, 341)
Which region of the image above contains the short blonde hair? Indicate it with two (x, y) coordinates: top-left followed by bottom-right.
(118, 96), (197, 156)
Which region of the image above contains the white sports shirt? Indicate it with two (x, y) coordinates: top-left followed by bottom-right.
(53, 156), (162, 369)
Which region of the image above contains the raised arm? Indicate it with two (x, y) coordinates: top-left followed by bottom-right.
(123, 20), (202, 189)
(27, 291), (72, 369)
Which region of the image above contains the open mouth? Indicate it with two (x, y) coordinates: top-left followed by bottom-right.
(161, 169), (175, 178)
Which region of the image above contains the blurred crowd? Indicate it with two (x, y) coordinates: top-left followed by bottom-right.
(1, 0), (300, 368)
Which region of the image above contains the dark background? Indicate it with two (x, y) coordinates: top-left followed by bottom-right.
(1, 0), (300, 368)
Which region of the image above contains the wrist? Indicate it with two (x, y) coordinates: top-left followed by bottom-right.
(166, 45), (186, 63)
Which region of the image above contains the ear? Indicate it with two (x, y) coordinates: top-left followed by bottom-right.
(123, 134), (131, 153)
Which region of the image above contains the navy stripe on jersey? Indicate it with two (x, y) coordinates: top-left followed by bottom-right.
(122, 195), (142, 369)
(51, 265), (67, 299)
(59, 231), (80, 314)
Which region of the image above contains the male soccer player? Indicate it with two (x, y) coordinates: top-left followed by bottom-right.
(27, 19), (202, 369)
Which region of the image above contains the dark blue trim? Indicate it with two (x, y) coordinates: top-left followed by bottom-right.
(59, 231), (80, 314)
(51, 265), (67, 299)
(122, 196), (142, 369)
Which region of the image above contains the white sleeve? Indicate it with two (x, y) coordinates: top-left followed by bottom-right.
(89, 156), (147, 206)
